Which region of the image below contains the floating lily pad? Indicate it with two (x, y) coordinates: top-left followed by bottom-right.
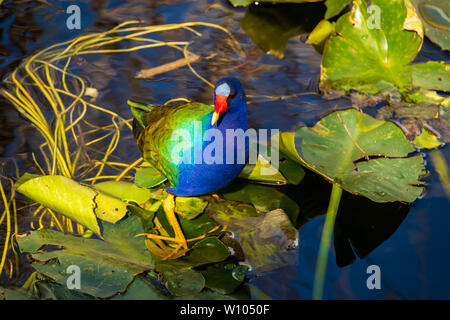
(307, 19), (336, 53)
(412, 0), (450, 50)
(175, 197), (208, 220)
(200, 262), (249, 295)
(413, 127), (444, 149)
(324, 0), (351, 19)
(16, 175), (129, 236)
(0, 287), (36, 300)
(111, 275), (168, 300)
(135, 166), (167, 188)
(239, 154), (288, 184)
(94, 181), (151, 205)
(155, 237), (230, 296)
(279, 108), (426, 203)
(36, 282), (95, 300)
(17, 216), (153, 298)
(321, 0), (424, 93)
(220, 183), (300, 224)
(410, 61), (450, 92)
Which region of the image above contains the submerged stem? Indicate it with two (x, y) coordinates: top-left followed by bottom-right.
(313, 183), (343, 300)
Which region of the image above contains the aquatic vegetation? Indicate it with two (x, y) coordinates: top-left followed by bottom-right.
(279, 109), (426, 203)
(0, 0), (448, 301)
(411, 0), (450, 50)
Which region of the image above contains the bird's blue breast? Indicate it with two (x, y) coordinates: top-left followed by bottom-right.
(166, 108), (248, 197)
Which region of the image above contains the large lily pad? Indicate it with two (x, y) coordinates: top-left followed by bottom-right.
(412, 0), (450, 50)
(409, 61), (450, 92)
(325, 0), (352, 19)
(17, 216), (153, 298)
(321, 0), (424, 93)
(155, 237), (231, 296)
(16, 175), (129, 236)
(94, 181), (151, 205)
(278, 108), (426, 203)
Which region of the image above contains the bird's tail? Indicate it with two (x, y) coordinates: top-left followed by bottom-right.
(128, 100), (154, 141)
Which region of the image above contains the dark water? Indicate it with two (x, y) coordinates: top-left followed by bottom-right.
(0, 0), (449, 299)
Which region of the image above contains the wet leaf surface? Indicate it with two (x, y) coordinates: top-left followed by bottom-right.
(279, 109), (426, 202)
(321, 0), (424, 93)
(412, 0), (450, 50)
(16, 175), (130, 236)
(17, 216), (153, 298)
(134, 166), (167, 188)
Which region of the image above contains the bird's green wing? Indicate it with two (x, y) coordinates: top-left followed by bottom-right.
(132, 101), (214, 188)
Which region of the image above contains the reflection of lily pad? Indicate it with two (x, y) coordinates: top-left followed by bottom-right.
(412, 0), (450, 50)
(279, 109), (426, 203)
(240, 3), (325, 58)
(17, 216), (153, 298)
(206, 195), (298, 272)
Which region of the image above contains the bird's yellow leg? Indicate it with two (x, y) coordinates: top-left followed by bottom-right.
(163, 194), (188, 250)
(136, 194), (228, 260)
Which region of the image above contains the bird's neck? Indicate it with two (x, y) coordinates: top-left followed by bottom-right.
(217, 98), (247, 131)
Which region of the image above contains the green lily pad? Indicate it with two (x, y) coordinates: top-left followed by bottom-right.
(94, 181), (151, 205)
(321, 0), (424, 93)
(111, 275), (168, 300)
(325, 0), (351, 19)
(16, 175), (129, 236)
(410, 61), (450, 92)
(155, 237), (230, 296)
(135, 166), (167, 188)
(175, 197), (208, 220)
(164, 269), (205, 296)
(36, 282), (95, 300)
(308, 19), (336, 54)
(412, 0), (450, 50)
(17, 216), (153, 298)
(279, 108), (426, 203)
(279, 156), (306, 185)
(200, 262), (249, 295)
(220, 183), (300, 224)
(239, 155), (288, 184)
(413, 127), (444, 149)
(0, 287), (36, 300)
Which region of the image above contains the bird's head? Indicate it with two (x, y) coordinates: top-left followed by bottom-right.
(211, 77), (246, 126)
